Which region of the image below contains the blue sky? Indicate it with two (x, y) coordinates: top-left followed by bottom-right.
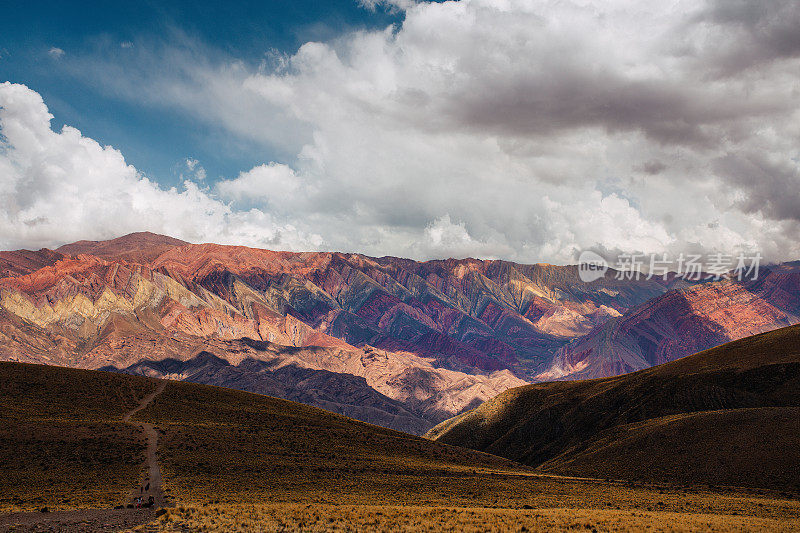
(1, 1), (799, 263)
(1, 0), (402, 185)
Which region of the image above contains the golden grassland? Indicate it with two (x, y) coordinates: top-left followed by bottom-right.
(2, 361), (800, 531)
(0, 421), (144, 513)
(428, 325), (800, 492)
(135, 379), (524, 507)
(130, 378), (800, 531)
(139, 503), (800, 532)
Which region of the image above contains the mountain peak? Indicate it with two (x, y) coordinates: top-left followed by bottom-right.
(56, 232), (188, 262)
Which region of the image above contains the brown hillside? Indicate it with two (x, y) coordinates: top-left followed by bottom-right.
(0, 360), (523, 513)
(541, 407), (800, 488)
(3, 361), (800, 531)
(428, 324), (800, 490)
(0, 363), (157, 512)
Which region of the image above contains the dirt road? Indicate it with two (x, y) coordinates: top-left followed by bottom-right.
(125, 380), (167, 508)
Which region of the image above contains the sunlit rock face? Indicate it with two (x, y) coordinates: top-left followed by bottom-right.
(543, 265), (800, 380)
(144, 240), (686, 375)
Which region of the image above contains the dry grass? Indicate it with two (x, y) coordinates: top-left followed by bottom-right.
(540, 407), (800, 489)
(0, 421), (144, 513)
(134, 378), (525, 507)
(129, 374), (800, 531)
(138, 503), (800, 532)
(137, 380), (800, 528)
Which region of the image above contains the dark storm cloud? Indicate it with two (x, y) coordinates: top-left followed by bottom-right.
(404, 2), (795, 151)
(634, 160), (668, 176)
(691, 0), (800, 75)
(716, 152), (800, 222)
(445, 61), (786, 149)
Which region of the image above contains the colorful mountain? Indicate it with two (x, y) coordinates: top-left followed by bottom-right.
(541, 263), (800, 380)
(1, 232), (797, 434)
(0, 232), (672, 432)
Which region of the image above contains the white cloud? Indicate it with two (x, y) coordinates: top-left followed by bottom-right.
(48, 47), (65, 59)
(10, 1), (800, 262)
(414, 214), (512, 259)
(0, 82), (321, 251)
(216, 162), (301, 207)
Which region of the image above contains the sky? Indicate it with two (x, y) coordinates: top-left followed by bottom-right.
(1, 0), (799, 264)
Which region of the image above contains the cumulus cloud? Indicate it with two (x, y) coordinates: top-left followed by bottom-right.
(0, 82), (322, 251)
(48, 47), (65, 59)
(412, 214), (513, 260)
(216, 162), (302, 208)
(8, 0), (800, 263)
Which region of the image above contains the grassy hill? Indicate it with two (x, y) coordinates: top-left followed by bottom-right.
(0, 363), (155, 512)
(2, 360), (800, 531)
(428, 324), (800, 490)
(132, 369), (526, 507)
(0, 361), (523, 513)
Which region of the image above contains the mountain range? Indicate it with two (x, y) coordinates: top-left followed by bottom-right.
(1, 232), (798, 433)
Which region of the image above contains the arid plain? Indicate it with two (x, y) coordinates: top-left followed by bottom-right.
(1, 357), (799, 532)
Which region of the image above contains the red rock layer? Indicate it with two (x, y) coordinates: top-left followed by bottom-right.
(543, 265), (800, 380)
